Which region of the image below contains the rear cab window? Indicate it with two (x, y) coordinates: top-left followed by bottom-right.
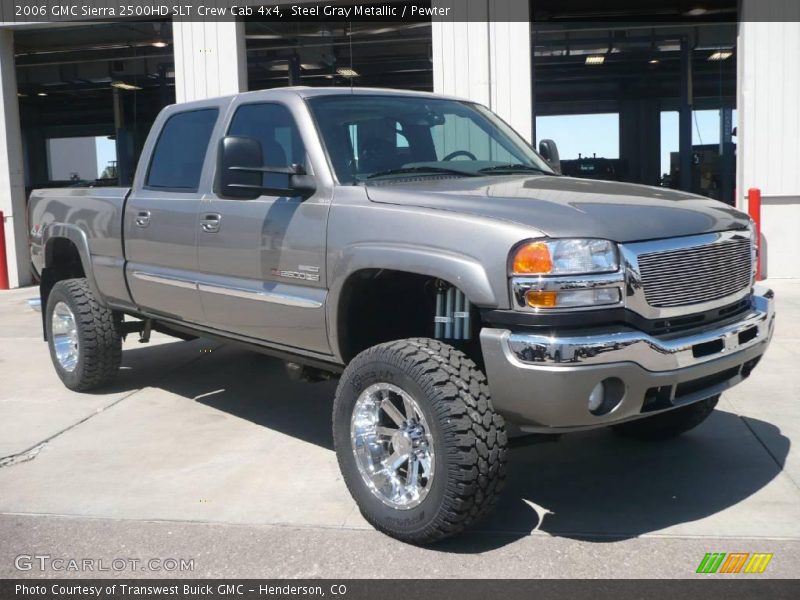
(145, 108), (219, 192)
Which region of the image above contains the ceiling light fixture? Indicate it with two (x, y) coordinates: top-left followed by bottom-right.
(685, 7), (708, 17)
(151, 41), (168, 48)
(37, 92), (47, 97)
(649, 59), (660, 65)
(708, 50), (733, 61)
(336, 67), (359, 77)
(111, 81), (142, 91)
(585, 55), (605, 65)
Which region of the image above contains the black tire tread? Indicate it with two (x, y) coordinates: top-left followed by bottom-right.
(48, 278), (122, 391)
(335, 337), (507, 544)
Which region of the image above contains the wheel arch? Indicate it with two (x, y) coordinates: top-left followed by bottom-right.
(329, 244), (496, 363)
(40, 224), (105, 339)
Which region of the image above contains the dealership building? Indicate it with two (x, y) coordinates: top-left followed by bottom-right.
(1, 0), (799, 288)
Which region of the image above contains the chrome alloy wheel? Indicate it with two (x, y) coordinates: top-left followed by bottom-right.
(52, 301), (79, 372)
(350, 382), (435, 509)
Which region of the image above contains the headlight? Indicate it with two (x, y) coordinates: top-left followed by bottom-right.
(512, 239), (619, 275)
(510, 238), (623, 310)
(524, 288), (621, 309)
(747, 219), (758, 280)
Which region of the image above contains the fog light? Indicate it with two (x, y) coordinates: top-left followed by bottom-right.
(588, 377), (626, 416)
(588, 382), (605, 412)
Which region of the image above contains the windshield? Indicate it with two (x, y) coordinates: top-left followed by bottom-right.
(306, 94), (554, 184)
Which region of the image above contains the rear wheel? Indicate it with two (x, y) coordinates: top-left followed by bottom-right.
(611, 395), (719, 440)
(45, 278), (122, 391)
(333, 338), (507, 544)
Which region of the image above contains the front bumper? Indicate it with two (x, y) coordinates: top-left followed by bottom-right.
(480, 286), (775, 431)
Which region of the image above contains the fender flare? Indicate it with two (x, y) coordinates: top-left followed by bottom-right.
(41, 222), (105, 307)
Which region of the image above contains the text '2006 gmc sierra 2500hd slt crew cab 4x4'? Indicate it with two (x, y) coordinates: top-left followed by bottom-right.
(29, 87), (774, 544)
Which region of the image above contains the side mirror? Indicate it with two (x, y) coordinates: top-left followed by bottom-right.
(538, 139), (561, 175)
(217, 136), (263, 199)
(216, 135), (316, 199)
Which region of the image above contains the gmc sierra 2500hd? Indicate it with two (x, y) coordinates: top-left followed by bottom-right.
(29, 87), (774, 544)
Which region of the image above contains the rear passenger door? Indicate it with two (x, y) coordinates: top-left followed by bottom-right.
(196, 101), (331, 354)
(124, 107), (219, 322)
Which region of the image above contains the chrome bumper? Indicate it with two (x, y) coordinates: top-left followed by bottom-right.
(480, 287), (775, 431)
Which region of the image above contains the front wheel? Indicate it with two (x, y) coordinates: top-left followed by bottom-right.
(611, 395), (719, 440)
(333, 338), (507, 544)
(45, 278), (122, 391)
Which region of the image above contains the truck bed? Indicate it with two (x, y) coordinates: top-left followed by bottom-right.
(29, 186), (132, 306)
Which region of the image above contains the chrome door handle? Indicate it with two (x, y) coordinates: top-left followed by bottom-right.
(200, 214), (221, 233)
(134, 210), (151, 228)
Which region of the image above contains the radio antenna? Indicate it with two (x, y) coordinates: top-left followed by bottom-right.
(349, 22), (354, 93)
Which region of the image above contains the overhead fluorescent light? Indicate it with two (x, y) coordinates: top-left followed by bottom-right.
(649, 59), (660, 65)
(569, 47), (609, 57)
(708, 51), (733, 61)
(151, 41), (168, 48)
(37, 92), (47, 97)
(534, 49), (567, 58)
(348, 23), (430, 36)
(111, 81), (142, 91)
(585, 55), (605, 65)
(336, 67), (359, 77)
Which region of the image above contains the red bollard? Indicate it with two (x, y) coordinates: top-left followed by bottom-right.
(748, 188), (762, 281)
(0, 210), (9, 290)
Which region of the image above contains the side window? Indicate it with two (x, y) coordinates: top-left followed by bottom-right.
(146, 108), (219, 190)
(228, 103), (306, 168)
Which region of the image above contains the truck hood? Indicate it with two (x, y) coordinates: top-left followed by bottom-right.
(364, 175), (749, 242)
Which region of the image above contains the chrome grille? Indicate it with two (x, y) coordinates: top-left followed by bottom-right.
(637, 236), (752, 308)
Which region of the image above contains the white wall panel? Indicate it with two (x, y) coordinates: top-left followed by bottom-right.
(0, 29), (31, 287)
(739, 20), (800, 200)
(738, 1), (800, 277)
(172, 20), (247, 103)
(432, 0), (532, 142)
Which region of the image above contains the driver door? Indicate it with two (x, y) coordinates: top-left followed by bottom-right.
(195, 101), (331, 354)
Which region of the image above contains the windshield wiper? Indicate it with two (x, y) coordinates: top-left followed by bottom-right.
(477, 164), (549, 175)
(364, 166), (477, 180)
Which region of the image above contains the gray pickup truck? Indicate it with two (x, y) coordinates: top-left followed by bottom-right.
(29, 87), (774, 544)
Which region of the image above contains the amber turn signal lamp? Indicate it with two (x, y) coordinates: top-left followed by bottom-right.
(512, 242), (553, 274)
(525, 290), (558, 308)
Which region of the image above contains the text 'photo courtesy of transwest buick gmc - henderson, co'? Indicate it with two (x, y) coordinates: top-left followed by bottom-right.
(28, 87), (774, 544)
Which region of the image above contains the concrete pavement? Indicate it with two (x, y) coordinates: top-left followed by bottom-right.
(1, 280), (799, 578)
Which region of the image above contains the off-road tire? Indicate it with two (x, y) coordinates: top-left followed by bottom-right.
(611, 395), (719, 440)
(333, 337), (507, 544)
(45, 278), (122, 391)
